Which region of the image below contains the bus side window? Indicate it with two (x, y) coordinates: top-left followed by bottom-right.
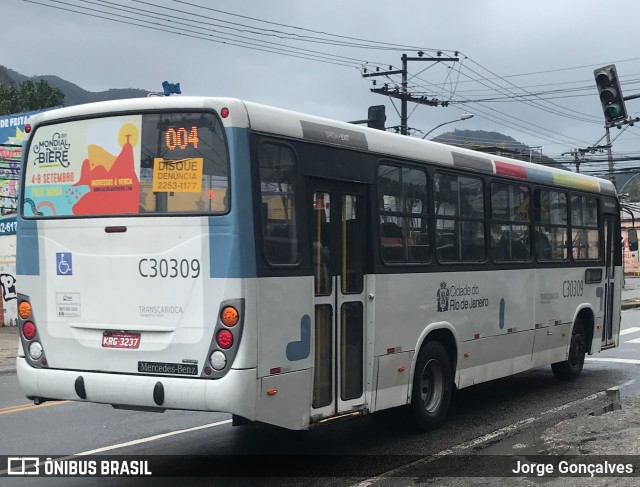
(535, 189), (567, 261)
(536, 229), (553, 260)
(258, 143), (301, 266)
(380, 221), (406, 262)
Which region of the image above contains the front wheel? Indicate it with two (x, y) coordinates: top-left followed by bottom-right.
(551, 319), (586, 380)
(410, 341), (453, 431)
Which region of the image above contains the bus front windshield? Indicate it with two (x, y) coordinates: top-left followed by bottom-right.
(22, 111), (229, 218)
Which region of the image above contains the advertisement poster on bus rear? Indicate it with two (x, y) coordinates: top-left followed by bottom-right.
(23, 115), (142, 217)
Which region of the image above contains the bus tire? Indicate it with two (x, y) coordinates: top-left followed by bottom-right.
(410, 340), (453, 431)
(551, 319), (586, 381)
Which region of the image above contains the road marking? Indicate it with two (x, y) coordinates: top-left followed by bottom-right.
(620, 326), (640, 336)
(586, 357), (640, 364)
(625, 337), (640, 344)
(77, 419), (233, 455)
(0, 418), (233, 476)
(351, 380), (635, 487)
(0, 401), (70, 415)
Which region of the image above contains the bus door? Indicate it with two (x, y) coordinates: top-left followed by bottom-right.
(309, 179), (368, 419)
(602, 215), (618, 348)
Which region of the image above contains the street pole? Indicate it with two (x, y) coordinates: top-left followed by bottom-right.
(606, 126), (616, 187)
(366, 52), (459, 136)
(401, 54), (408, 135)
(421, 114), (474, 139)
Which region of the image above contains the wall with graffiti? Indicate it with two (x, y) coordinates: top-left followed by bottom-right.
(0, 111), (42, 326)
(0, 144), (20, 215)
(0, 110), (43, 145)
(0, 110), (46, 217)
(0, 216), (17, 326)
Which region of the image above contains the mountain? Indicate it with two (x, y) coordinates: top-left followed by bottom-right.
(0, 66), (150, 107)
(432, 129), (565, 168)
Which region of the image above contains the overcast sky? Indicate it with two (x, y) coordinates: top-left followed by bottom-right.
(5, 0), (640, 180)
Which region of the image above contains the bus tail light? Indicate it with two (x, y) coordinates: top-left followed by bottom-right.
(216, 330), (233, 349)
(220, 306), (239, 327)
(23, 322), (36, 340)
(29, 341), (43, 360)
(210, 351), (227, 370)
(19, 301), (32, 319)
(17, 294), (48, 369)
(201, 299), (245, 380)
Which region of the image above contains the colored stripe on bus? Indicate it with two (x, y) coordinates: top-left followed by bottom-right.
(494, 160), (527, 179)
(452, 152), (493, 173)
(16, 218), (40, 276)
(552, 172), (600, 192)
(208, 127), (257, 279)
(525, 166), (555, 185)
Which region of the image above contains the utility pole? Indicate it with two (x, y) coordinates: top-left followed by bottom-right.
(605, 126), (615, 186)
(562, 145), (610, 174)
(401, 54), (408, 136)
(363, 52), (459, 135)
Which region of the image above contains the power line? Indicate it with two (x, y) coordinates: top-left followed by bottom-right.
(23, 0), (639, 155)
(170, 0), (460, 54)
(29, 0), (369, 69)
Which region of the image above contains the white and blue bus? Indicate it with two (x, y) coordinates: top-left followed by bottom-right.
(16, 97), (621, 430)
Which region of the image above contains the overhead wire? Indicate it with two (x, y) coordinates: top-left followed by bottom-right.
(21, 0), (640, 157)
(28, 0), (371, 69)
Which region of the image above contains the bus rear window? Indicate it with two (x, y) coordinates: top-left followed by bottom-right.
(23, 112), (229, 217)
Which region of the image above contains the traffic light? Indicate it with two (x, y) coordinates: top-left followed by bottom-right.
(367, 105), (386, 130)
(594, 65), (627, 125)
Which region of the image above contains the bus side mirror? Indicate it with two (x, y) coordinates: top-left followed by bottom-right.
(629, 228), (638, 252)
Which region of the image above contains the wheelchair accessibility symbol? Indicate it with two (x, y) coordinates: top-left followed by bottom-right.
(56, 252), (73, 276)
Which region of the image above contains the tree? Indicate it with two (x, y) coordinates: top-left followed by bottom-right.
(0, 79), (64, 115)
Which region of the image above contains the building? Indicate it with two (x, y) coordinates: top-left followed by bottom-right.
(0, 110), (44, 326)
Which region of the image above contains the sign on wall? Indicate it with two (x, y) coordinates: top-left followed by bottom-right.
(0, 214), (16, 326)
(0, 110), (45, 145)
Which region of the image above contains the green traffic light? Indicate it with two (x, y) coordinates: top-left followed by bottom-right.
(606, 105), (622, 118)
(594, 64), (627, 123)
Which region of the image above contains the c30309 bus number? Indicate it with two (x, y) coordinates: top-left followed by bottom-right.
(562, 279), (584, 297)
(138, 258), (201, 278)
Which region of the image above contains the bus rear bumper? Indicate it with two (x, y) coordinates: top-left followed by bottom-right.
(16, 357), (257, 418)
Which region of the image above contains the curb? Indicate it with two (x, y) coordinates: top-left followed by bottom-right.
(622, 300), (640, 310)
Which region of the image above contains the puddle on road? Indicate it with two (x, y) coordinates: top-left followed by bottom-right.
(477, 385), (627, 456)
(478, 427), (580, 456)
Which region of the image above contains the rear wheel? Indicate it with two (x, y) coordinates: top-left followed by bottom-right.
(410, 341), (453, 431)
(552, 319), (586, 380)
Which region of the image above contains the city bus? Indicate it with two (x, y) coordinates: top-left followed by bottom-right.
(15, 97), (621, 430)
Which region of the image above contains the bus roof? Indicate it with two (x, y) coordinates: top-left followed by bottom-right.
(243, 100), (617, 197)
(25, 96), (617, 197)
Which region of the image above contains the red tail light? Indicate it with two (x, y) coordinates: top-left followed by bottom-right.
(23, 322), (36, 340)
(216, 329), (233, 349)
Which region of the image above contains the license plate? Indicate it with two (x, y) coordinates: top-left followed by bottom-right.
(102, 332), (141, 349)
